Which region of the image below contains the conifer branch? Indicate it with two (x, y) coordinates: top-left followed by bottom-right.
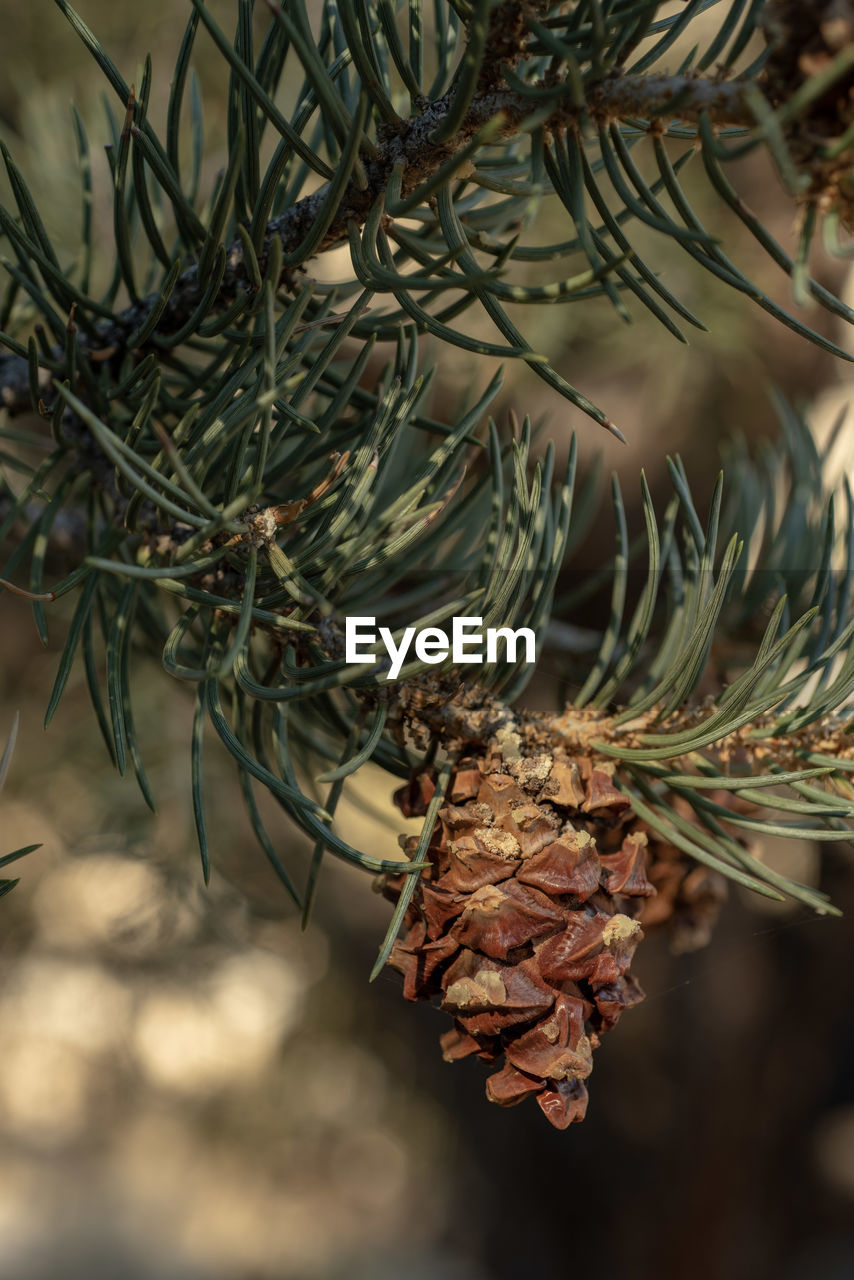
(0, 65), (755, 416)
(2, 0), (854, 1130)
(2, 0), (854, 936)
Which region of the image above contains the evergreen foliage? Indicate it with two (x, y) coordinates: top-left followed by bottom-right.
(2, 0), (854, 950)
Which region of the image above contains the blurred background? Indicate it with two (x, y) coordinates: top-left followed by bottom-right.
(2, 2), (854, 1277)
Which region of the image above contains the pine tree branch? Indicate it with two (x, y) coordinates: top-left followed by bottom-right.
(0, 68), (755, 416)
(269, 73), (754, 261)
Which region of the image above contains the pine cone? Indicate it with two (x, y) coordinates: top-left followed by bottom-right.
(382, 738), (656, 1129)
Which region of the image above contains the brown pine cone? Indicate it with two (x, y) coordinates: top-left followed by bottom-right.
(381, 740), (656, 1129)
